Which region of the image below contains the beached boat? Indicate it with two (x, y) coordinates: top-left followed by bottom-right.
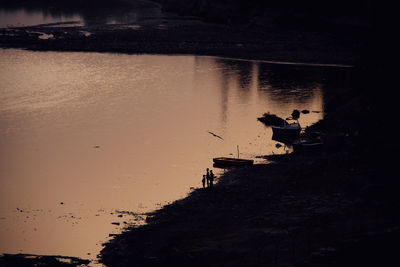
(271, 120), (301, 138)
(213, 157), (254, 167)
(292, 139), (323, 153)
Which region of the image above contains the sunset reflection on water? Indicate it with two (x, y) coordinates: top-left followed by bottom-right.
(0, 49), (338, 260)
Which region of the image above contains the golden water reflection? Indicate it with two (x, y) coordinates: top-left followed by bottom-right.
(0, 0), (162, 27)
(0, 49), (348, 261)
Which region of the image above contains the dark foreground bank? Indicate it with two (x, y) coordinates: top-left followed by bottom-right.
(99, 54), (399, 266)
(99, 149), (400, 266)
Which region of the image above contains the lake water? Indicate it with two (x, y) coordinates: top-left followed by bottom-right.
(0, 48), (350, 263)
(0, 0), (163, 28)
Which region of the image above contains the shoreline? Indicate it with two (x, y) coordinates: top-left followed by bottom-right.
(0, 15), (365, 66)
(99, 151), (399, 266)
(2, 8), (398, 266)
(194, 55), (354, 68)
(0, 46), (355, 69)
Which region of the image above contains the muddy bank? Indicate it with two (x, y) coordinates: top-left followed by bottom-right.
(99, 151), (400, 267)
(99, 151), (400, 266)
(0, 15), (365, 66)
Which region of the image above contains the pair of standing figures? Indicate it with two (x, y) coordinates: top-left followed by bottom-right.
(202, 168), (215, 189)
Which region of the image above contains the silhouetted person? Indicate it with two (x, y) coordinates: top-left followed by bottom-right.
(209, 170), (215, 188)
(202, 175), (206, 189)
(206, 168), (210, 187)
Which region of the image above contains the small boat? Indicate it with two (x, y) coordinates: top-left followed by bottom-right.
(213, 157), (254, 167)
(292, 139), (323, 153)
(271, 120), (301, 138)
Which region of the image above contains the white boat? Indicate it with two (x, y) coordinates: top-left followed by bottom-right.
(271, 120), (301, 138)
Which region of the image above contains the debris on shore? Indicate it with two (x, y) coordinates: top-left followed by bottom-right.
(207, 131), (224, 140)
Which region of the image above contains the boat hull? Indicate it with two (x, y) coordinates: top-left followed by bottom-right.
(271, 126), (301, 139)
(213, 157), (254, 167)
(292, 141), (323, 153)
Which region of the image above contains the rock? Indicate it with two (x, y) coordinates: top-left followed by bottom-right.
(291, 109), (300, 120)
(257, 112), (285, 126)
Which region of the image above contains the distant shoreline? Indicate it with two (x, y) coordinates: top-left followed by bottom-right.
(204, 55), (354, 68)
(1, 15), (365, 66)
